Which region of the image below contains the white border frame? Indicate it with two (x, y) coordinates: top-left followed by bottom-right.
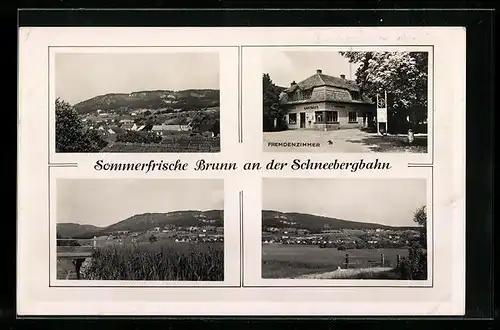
(18, 27), (465, 316)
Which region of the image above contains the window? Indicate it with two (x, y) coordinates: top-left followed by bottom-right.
(302, 90), (312, 100)
(348, 111), (358, 123)
(326, 111), (338, 123)
(315, 111), (324, 123)
(289, 113), (297, 125)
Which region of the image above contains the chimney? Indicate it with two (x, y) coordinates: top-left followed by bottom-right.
(316, 69), (322, 74)
(340, 74), (346, 79)
(290, 81), (297, 87)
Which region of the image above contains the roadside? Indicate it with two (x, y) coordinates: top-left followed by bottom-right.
(295, 266), (396, 279)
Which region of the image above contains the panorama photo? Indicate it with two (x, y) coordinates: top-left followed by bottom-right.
(54, 51), (221, 153)
(56, 179), (224, 281)
(262, 178), (428, 280)
(262, 50), (429, 153)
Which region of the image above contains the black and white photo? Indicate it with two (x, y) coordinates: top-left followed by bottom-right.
(56, 179), (224, 281)
(262, 178), (428, 280)
(54, 51), (221, 153)
(262, 50), (429, 153)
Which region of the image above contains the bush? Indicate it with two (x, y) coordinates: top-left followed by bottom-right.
(398, 242), (427, 280)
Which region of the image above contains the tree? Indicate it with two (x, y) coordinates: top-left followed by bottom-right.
(413, 205), (427, 246)
(149, 234), (157, 243)
(55, 98), (108, 152)
(339, 51), (428, 133)
(262, 73), (287, 131)
(399, 205), (427, 280)
(190, 111), (220, 135)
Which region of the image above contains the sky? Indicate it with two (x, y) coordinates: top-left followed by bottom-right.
(262, 50), (360, 88)
(262, 178), (427, 227)
(55, 52), (220, 105)
(57, 179), (224, 227)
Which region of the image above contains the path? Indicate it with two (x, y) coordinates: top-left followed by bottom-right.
(295, 267), (393, 279)
(263, 129), (380, 153)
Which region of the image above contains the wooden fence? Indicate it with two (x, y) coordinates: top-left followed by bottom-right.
(342, 253), (402, 269)
(57, 237), (97, 279)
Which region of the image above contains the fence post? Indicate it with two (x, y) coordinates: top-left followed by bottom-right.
(93, 236), (97, 249)
(381, 253), (385, 267)
(344, 253), (349, 269)
(396, 254), (401, 268)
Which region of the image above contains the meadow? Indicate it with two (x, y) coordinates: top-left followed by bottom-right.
(262, 244), (408, 279)
(58, 240), (224, 281)
(100, 136), (220, 153)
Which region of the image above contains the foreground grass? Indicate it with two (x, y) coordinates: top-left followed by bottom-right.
(355, 135), (428, 153)
(100, 137), (220, 153)
(262, 245), (407, 279)
(81, 241), (224, 281)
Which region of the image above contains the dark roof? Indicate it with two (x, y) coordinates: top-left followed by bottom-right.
(109, 126), (127, 135)
(196, 122), (215, 133)
(285, 72), (360, 93)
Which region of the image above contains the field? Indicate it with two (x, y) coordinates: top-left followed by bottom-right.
(262, 244), (408, 279)
(100, 137), (220, 153)
(57, 240), (224, 281)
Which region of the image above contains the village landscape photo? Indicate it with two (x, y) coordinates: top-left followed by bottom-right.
(261, 178), (428, 280)
(56, 179), (224, 281)
(54, 51), (221, 153)
(262, 50), (429, 153)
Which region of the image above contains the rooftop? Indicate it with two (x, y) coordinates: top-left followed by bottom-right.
(284, 69), (360, 93)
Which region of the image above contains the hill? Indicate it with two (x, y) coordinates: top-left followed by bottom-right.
(72, 89), (220, 114)
(57, 223), (104, 238)
(102, 210), (223, 234)
(57, 210), (224, 238)
(262, 210), (417, 232)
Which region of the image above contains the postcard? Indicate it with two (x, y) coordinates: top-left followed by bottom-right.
(17, 26), (465, 316)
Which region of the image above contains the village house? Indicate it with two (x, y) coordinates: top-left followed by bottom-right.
(151, 124), (192, 136)
(279, 69), (375, 130)
(297, 228), (311, 235)
(119, 119), (134, 124)
(281, 227), (298, 234)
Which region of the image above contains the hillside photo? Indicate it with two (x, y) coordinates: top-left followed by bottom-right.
(262, 178), (428, 280)
(54, 51), (221, 153)
(56, 179), (224, 281)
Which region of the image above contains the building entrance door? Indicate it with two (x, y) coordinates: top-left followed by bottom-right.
(299, 112), (306, 128)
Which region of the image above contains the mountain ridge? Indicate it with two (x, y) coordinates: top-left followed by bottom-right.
(57, 209), (224, 238)
(57, 209), (419, 239)
(71, 89), (220, 114)
(262, 210), (419, 231)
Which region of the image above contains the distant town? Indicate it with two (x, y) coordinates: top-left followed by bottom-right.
(56, 89), (221, 153)
(81, 106), (221, 144)
(57, 211), (225, 245)
(262, 226), (419, 249)
(261, 211), (421, 250)
(104, 223), (224, 245)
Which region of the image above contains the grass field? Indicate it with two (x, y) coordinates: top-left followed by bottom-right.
(57, 240), (224, 281)
(262, 244), (408, 279)
(100, 136), (220, 153)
